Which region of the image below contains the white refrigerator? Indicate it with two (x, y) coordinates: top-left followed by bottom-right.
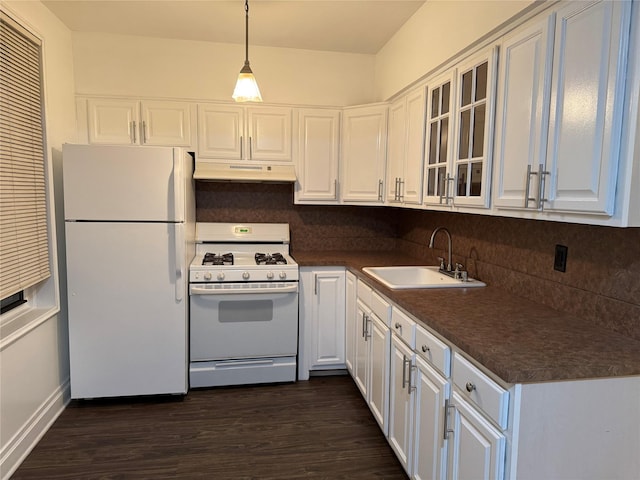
(63, 144), (195, 399)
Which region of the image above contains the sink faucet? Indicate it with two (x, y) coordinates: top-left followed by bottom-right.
(428, 226), (452, 272)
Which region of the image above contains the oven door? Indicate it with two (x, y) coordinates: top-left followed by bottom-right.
(189, 282), (299, 361)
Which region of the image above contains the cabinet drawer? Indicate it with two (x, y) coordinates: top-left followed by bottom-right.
(452, 353), (509, 429)
(370, 291), (391, 326)
(356, 280), (372, 307)
(390, 307), (416, 349)
(415, 325), (450, 378)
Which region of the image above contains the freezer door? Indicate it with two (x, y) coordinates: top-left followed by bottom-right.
(62, 144), (184, 222)
(66, 221), (187, 398)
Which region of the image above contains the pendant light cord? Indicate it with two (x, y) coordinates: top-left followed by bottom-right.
(244, 0), (250, 65)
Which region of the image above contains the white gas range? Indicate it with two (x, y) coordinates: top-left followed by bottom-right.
(188, 223), (299, 388)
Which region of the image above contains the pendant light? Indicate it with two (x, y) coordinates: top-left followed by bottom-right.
(232, 0), (262, 102)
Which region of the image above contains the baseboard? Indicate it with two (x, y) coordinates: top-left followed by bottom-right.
(0, 380), (71, 480)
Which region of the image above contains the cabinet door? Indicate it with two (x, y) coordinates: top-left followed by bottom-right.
(403, 86), (427, 204)
(309, 270), (346, 369)
(386, 98), (407, 203)
(424, 72), (456, 205)
(493, 15), (554, 210)
(413, 357), (450, 480)
(141, 101), (193, 147)
(544, 0), (631, 215)
(368, 315), (391, 436)
(345, 271), (357, 374)
(341, 105), (388, 203)
(452, 48), (498, 208)
(447, 391), (505, 480)
(87, 98), (139, 145)
(248, 107), (292, 161)
(388, 335), (415, 475)
(353, 300), (370, 398)
(296, 109), (340, 202)
(197, 104), (244, 159)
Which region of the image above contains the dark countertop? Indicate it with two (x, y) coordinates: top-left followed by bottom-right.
(291, 250), (640, 385)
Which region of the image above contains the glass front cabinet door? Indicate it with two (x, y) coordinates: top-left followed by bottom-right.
(452, 47), (498, 208)
(424, 71), (456, 206)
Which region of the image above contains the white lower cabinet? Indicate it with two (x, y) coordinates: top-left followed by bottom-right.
(447, 391), (506, 480)
(353, 300), (370, 397)
(388, 334), (416, 474)
(369, 315), (391, 433)
(345, 271), (357, 374)
(352, 281), (392, 435)
(298, 267), (345, 380)
(413, 356), (450, 480)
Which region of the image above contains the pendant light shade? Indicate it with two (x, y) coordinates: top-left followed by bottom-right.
(232, 0), (262, 102)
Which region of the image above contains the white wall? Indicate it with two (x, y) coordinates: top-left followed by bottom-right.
(0, 1), (76, 478)
(72, 32), (377, 106)
(374, 0), (535, 100)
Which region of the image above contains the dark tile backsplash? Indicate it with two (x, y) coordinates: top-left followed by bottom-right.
(196, 183), (640, 340)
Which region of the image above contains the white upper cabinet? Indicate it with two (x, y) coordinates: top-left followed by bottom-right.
(341, 104), (388, 203)
(544, 0), (631, 215)
(424, 71), (456, 206)
(493, 0), (632, 218)
(80, 98), (194, 147)
(198, 104), (292, 162)
(452, 47), (499, 208)
(493, 15), (555, 210)
(387, 86), (426, 205)
(295, 108), (341, 203)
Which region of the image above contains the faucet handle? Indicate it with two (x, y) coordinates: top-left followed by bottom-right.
(437, 256), (446, 271)
(454, 263), (465, 279)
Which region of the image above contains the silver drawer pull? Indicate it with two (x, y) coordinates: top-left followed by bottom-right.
(421, 345), (430, 353)
(465, 382), (476, 392)
(395, 322), (401, 329)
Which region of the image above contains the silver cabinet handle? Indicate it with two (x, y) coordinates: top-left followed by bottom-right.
(334, 179), (338, 200)
(440, 173), (454, 204)
(249, 136), (253, 159)
(524, 164), (538, 208)
(402, 355), (409, 389)
(362, 312), (367, 338)
(364, 315), (371, 340)
(444, 399), (455, 440)
(240, 135), (243, 159)
(398, 178), (405, 202)
(395, 322), (401, 330)
(537, 163), (550, 210)
(378, 179), (384, 202)
(465, 382), (476, 392)
(141, 121), (147, 144)
(314, 273), (318, 295)
(131, 121), (136, 143)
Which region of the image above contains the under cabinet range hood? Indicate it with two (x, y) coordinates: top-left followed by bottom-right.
(193, 162), (297, 183)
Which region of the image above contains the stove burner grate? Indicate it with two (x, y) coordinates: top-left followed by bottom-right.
(255, 252), (287, 266)
(202, 252), (234, 266)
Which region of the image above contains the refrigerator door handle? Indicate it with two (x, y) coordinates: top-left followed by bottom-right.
(172, 149), (184, 221)
(174, 223), (185, 302)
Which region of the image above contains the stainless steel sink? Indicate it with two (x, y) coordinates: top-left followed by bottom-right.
(362, 266), (486, 290)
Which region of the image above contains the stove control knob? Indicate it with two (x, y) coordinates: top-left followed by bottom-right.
(203, 272), (212, 281)
(279, 271), (287, 280)
(217, 272), (225, 281)
(242, 271), (250, 280)
(267, 271), (275, 280)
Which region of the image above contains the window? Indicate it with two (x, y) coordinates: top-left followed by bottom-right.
(0, 12), (51, 318)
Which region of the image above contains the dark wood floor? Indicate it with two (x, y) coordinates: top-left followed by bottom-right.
(12, 375), (408, 479)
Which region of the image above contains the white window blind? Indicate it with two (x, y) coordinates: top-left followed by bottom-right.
(0, 11), (50, 301)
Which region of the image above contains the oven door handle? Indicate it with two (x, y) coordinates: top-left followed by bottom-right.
(189, 284), (298, 295)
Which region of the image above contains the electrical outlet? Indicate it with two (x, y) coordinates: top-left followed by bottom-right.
(554, 244), (568, 272)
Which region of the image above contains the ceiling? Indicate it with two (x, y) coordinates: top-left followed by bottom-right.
(42, 0), (426, 55)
